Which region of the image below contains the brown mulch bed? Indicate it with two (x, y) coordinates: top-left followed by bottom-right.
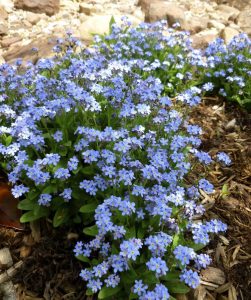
(191, 97), (251, 300)
(0, 98), (250, 300)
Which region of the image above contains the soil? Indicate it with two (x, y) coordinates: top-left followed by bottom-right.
(0, 97), (250, 300)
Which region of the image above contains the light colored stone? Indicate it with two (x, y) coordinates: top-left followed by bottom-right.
(138, 0), (159, 12)
(217, 4), (240, 21)
(1, 36), (22, 47)
(192, 28), (219, 48)
(3, 36), (58, 64)
(14, 0), (60, 16)
(22, 19), (33, 28)
(0, 4), (8, 20)
(0, 21), (8, 35)
(26, 11), (42, 25)
(79, 14), (141, 41)
(208, 20), (225, 31)
(237, 8), (251, 35)
(208, 12), (229, 25)
(0, 55), (5, 65)
(182, 15), (209, 34)
(221, 26), (239, 44)
(0, 0), (13, 13)
(146, 2), (185, 25)
(79, 3), (93, 15)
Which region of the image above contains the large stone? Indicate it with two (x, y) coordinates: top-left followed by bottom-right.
(0, 55), (5, 65)
(14, 0), (60, 16)
(182, 15), (209, 34)
(237, 8), (251, 36)
(216, 0), (249, 11)
(0, 21), (8, 35)
(146, 2), (185, 25)
(221, 26), (239, 44)
(191, 28), (219, 49)
(3, 37), (58, 64)
(208, 20), (225, 31)
(138, 0), (160, 12)
(217, 4), (240, 21)
(0, 5), (8, 20)
(26, 11), (43, 25)
(0, 36), (22, 48)
(0, 0), (13, 13)
(79, 15), (141, 41)
(79, 3), (93, 15)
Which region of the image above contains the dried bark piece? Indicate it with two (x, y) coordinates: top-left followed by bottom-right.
(0, 261), (23, 284)
(200, 267), (226, 285)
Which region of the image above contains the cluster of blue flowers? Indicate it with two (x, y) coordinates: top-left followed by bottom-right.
(201, 33), (251, 110)
(0, 18), (234, 299)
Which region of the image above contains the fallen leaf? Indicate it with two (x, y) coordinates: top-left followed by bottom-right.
(0, 183), (24, 230)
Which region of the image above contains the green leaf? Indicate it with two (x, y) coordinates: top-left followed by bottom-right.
(129, 293), (138, 300)
(64, 141), (72, 147)
(43, 133), (51, 139)
(42, 185), (57, 194)
(98, 286), (122, 299)
(109, 16), (116, 34)
(188, 242), (206, 251)
(172, 233), (180, 250)
(28, 190), (40, 200)
(166, 282), (190, 294)
(121, 269), (137, 287)
(161, 271), (180, 282)
(141, 271), (157, 285)
(5, 135), (12, 146)
(76, 254), (90, 263)
(221, 183), (229, 199)
(86, 288), (94, 296)
(18, 199), (35, 210)
(81, 166), (95, 175)
(83, 224), (98, 236)
(79, 202), (97, 213)
(53, 207), (69, 227)
(20, 209), (48, 223)
(58, 147), (67, 156)
(125, 226), (136, 239)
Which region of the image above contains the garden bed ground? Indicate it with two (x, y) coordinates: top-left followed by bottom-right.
(0, 97), (250, 300)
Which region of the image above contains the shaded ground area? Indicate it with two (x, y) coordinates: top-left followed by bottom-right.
(192, 97), (251, 300)
(0, 98), (250, 300)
